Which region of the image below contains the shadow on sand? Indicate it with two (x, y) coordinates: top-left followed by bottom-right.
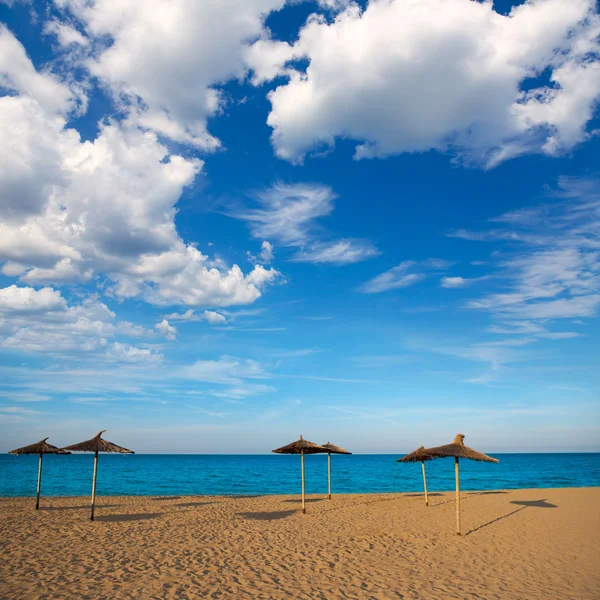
(405, 493), (444, 498)
(467, 499), (557, 535)
(150, 496), (182, 501)
(95, 513), (161, 523)
(175, 502), (215, 507)
(227, 495), (263, 499)
(240, 510), (296, 521)
(283, 498), (324, 504)
(40, 504), (117, 511)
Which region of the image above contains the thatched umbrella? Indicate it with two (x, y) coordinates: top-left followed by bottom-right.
(321, 442), (351, 500)
(397, 446), (434, 506)
(63, 430), (134, 521)
(272, 436), (326, 513)
(423, 433), (498, 535)
(8, 438), (71, 510)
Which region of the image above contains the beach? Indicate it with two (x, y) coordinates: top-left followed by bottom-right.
(1, 487), (598, 599)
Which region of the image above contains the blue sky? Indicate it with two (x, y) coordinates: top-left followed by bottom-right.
(0, 0), (599, 453)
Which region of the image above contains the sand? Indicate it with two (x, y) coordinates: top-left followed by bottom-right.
(1, 487), (598, 599)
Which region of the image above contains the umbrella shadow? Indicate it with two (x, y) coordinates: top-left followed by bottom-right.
(227, 495), (263, 499)
(283, 498), (324, 503)
(405, 493), (444, 498)
(40, 504), (117, 511)
(469, 491), (509, 496)
(511, 499), (557, 508)
(175, 501), (215, 507)
(240, 510), (296, 521)
(466, 499), (557, 535)
(150, 496), (182, 501)
(95, 513), (161, 523)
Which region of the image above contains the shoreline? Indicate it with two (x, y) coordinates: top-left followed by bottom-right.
(1, 484), (599, 499)
(2, 487), (599, 599)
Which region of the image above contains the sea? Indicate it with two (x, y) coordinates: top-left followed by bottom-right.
(0, 453), (599, 497)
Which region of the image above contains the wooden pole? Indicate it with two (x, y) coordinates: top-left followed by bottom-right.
(327, 452), (331, 500)
(421, 460), (428, 507)
(455, 457), (461, 535)
(91, 451), (99, 521)
(36, 453), (43, 510)
(301, 451), (306, 514)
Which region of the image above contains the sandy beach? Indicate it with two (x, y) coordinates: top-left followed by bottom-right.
(1, 487), (598, 599)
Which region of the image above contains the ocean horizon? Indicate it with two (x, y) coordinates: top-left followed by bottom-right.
(2, 453), (599, 498)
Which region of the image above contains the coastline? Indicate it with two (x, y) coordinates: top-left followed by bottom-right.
(2, 487), (599, 599)
(1, 484), (600, 499)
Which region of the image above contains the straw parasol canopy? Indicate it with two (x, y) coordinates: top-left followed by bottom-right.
(321, 442), (351, 455)
(397, 446), (434, 506)
(421, 434), (498, 534)
(273, 436), (327, 455)
(397, 446), (434, 463)
(63, 430), (134, 454)
(321, 442), (351, 500)
(272, 436), (327, 513)
(425, 434), (499, 463)
(63, 430), (134, 521)
(9, 438), (70, 510)
(9, 438), (70, 456)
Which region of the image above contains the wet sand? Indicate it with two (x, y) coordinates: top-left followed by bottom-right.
(1, 487), (598, 599)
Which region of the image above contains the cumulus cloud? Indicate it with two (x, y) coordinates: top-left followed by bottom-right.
(360, 259), (453, 294)
(0, 286), (109, 353)
(155, 319), (177, 340)
(237, 182), (379, 265)
(55, 0), (285, 149)
(203, 311), (228, 325)
(0, 29), (279, 308)
(249, 0), (600, 166)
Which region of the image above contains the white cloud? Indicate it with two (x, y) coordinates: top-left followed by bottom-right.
(440, 277), (468, 289)
(43, 19), (89, 47)
(462, 177), (600, 327)
(0, 287), (114, 354)
(259, 241), (274, 263)
(163, 309), (228, 325)
(56, 0), (286, 149)
(0, 29), (280, 308)
(180, 356), (270, 385)
(0, 24), (78, 116)
(440, 276), (487, 288)
(291, 238), (379, 265)
(359, 259), (453, 294)
(238, 182), (379, 265)
(0, 285), (158, 356)
(250, 0), (600, 166)
(0, 285), (66, 314)
(203, 311), (227, 325)
(155, 319), (177, 340)
(106, 342), (163, 363)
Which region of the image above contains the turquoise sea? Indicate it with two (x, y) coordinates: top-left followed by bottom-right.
(1, 453), (599, 497)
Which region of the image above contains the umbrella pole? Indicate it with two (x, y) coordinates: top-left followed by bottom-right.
(36, 452), (43, 510)
(328, 453), (331, 500)
(301, 451), (306, 514)
(91, 450), (98, 521)
(421, 461), (428, 507)
(455, 457), (461, 535)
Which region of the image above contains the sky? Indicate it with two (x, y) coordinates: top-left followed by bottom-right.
(0, 0), (599, 454)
